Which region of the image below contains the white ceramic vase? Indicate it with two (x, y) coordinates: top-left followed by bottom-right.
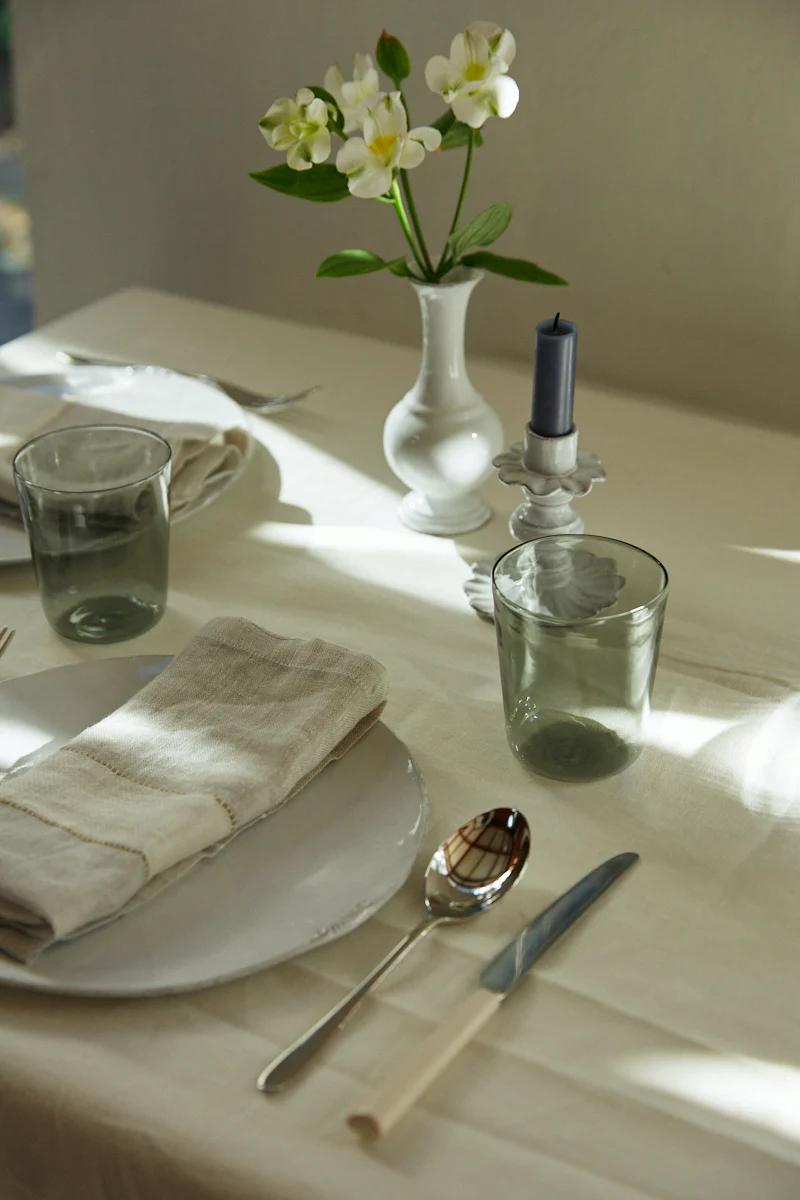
(383, 268), (503, 535)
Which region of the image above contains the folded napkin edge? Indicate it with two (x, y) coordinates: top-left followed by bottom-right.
(195, 617), (388, 699)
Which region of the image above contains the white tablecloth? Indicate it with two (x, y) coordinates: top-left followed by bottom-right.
(0, 287), (798, 1199)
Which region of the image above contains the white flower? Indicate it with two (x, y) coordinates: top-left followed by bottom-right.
(335, 93), (441, 199)
(259, 88), (331, 171)
(425, 22), (519, 129)
(324, 53), (380, 134)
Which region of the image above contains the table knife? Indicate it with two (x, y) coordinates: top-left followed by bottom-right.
(346, 851), (638, 1140)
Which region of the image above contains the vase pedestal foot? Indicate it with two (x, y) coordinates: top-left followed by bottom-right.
(398, 490), (492, 536)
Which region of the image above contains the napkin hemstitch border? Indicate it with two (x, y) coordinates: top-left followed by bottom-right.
(0, 793), (151, 877)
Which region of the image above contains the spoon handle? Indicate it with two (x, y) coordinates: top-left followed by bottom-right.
(256, 917), (437, 1093)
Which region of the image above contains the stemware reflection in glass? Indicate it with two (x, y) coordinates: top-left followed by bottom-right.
(493, 534), (668, 782)
(14, 423), (171, 644)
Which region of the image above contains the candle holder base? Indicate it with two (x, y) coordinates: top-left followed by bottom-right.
(463, 423), (606, 621)
(463, 558), (495, 621)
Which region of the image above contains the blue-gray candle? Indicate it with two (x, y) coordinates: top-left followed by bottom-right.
(531, 313), (577, 437)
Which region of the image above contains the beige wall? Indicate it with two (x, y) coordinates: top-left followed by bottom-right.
(11, 0), (800, 430)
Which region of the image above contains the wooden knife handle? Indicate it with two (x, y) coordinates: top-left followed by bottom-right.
(347, 988), (503, 1140)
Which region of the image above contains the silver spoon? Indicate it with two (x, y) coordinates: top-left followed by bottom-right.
(257, 807), (531, 1093)
(56, 350), (320, 413)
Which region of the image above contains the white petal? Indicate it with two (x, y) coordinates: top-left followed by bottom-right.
(361, 114), (378, 145)
(481, 59), (506, 85)
(305, 97), (329, 127)
(489, 74), (520, 118)
(451, 89), (491, 129)
(493, 29), (516, 67)
(467, 20), (502, 42)
(296, 87), (314, 107)
(372, 92), (407, 137)
(397, 139), (425, 170)
(348, 163), (392, 199)
(262, 97), (297, 126)
(449, 32), (470, 72)
(336, 137), (372, 173)
(307, 128), (331, 163)
(353, 52), (374, 80)
(424, 54), (453, 96)
(409, 125), (441, 152)
(341, 79), (365, 110)
(286, 144), (313, 171)
(342, 112), (364, 135)
(362, 67), (379, 96)
(323, 65), (343, 103)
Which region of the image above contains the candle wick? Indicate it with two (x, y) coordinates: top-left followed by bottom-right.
(552, 312), (560, 333)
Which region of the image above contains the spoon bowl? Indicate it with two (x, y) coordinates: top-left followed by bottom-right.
(424, 807), (531, 920)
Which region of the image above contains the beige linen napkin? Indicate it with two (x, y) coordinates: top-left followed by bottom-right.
(0, 617), (388, 963)
(0, 379), (248, 516)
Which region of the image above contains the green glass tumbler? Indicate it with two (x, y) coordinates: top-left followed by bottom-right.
(493, 535), (668, 782)
(14, 424), (171, 644)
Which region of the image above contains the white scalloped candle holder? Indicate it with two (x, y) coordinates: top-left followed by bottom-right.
(494, 425), (606, 541)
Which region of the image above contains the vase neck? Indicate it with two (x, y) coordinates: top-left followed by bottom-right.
(413, 277), (479, 401)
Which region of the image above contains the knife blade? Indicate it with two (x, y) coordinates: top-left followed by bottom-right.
(480, 851), (639, 995)
(347, 851), (639, 1140)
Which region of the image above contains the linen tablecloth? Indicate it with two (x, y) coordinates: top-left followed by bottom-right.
(0, 288), (797, 1200)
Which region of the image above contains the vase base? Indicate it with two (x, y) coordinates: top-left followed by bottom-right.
(398, 490), (492, 536)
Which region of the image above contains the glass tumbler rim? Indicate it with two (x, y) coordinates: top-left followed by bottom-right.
(13, 423), (172, 496)
(492, 533), (669, 627)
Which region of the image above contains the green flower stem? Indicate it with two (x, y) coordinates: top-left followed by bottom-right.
(391, 178), (428, 277)
(437, 128), (475, 275)
(395, 89), (435, 280)
(400, 170), (435, 278)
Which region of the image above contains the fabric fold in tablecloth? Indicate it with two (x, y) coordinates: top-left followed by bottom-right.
(0, 617), (388, 963)
(0, 379), (248, 516)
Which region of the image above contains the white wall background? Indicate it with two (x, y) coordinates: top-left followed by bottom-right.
(11, 0), (800, 430)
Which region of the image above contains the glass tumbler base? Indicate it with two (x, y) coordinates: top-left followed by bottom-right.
(510, 709), (638, 782)
(51, 594), (164, 644)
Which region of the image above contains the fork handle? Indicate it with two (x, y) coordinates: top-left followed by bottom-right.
(60, 349), (215, 385)
(256, 916), (439, 1093)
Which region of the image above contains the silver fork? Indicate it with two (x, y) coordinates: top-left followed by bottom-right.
(0, 627), (15, 660)
(56, 350), (320, 414)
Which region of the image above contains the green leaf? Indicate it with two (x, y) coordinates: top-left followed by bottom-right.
(461, 251), (569, 286)
(430, 111), (483, 150)
(376, 31), (411, 84)
(307, 85), (344, 135)
(431, 110), (455, 136)
(316, 250), (408, 278)
(448, 203), (512, 259)
(250, 163), (349, 203)
(441, 122), (483, 150)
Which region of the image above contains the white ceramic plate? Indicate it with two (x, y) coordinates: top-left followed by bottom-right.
(0, 657), (426, 997)
(0, 366), (253, 566)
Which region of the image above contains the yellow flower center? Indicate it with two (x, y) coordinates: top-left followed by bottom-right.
(464, 62), (485, 81)
(369, 133), (398, 160)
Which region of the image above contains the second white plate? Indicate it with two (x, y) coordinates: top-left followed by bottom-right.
(0, 365), (253, 565)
